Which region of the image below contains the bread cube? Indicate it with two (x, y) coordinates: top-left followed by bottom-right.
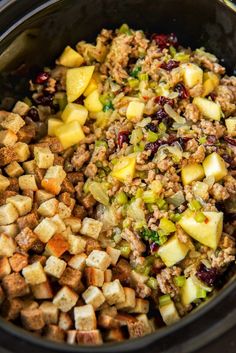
(0, 130), (18, 147)
(105, 328), (124, 342)
(128, 314), (152, 337)
(6, 195), (32, 216)
(67, 330), (77, 344)
(0, 203), (18, 225)
(53, 286), (78, 312)
(102, 280), (125, 305)
(22, 261), (47, 285)
(34, 218), (57, 242)
(116, 287), (136, 311)
(45, 233), (69, 257)
(80, 217), (103, 239)
(126, 101), (145, 122)
(1, 298), (22, 320)
(31, 280), (53, 299)
(58, 202), (72, 219)
(86, 250), (111, 271)
(44, 324), (65, 342)
(59, 267), (82, 290)
(2, 273), (29, 298)
(0, 257), (11, 279)
(74, 304), (97, 330)
(64, 217), (81, 233)
(9, 253), (28, 272)
(44, 256), (67, 278)
(15, 227), (37, 251)
(0, 223), (19, 237)
(106, 246), (121, 266)
(40, 301), (59, 324)
(68, 253), (87, 270)
(0, 234), (16, 257)
(12, 100), (30, 115)
(22, 160), (36, 174)
(21, 308), (45, 331)
(44, 165), (66, 183)
(14, 142), (30, 162)
(76, 330), (103, 345)
(0, 174), (10, 191)
(129, 298), (149, 314)
(37, 198), (58, 217)
(34, 146), (54, 169)
(58, 312), (73, 330)
(19, 175), (38, 191)
(85, 267), (104, 287)
(67, 234), (86, 255)
(1, 113), (25, 133)
(5, 161), (24, 177)
(104, 269), (112, 282)
(50, 214), (66, 232)
(82, 286), (105, 310)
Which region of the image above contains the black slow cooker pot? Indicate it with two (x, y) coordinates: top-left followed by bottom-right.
(0, 0), (236, 352)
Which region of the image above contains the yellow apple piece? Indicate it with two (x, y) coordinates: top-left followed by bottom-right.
(48, 118), (64, 136)
(182, 63), (203, 88)
(55, 121), (85, 149)
(159, 301), (180, 325)
(61, 103), (88, 125)
(181, 163), (205, 185)
(193, 97), (221, 121)
(225, 117), (236, 136)
(158, 235), (189, 267)
(126, 101), (145, 122)
(111, 155), (136, 183)
(84, 89), (103, 113)
(83, 78), (98, 97)
(202, 72), (219, 97)
(178, 210), (223, 249)
(181, 277), (206, 306)
(203, 152), (228, 181)
(66, 65), (95, 102)
(57, 46), (84, 67)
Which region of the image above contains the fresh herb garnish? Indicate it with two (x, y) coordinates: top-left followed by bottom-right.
(140, 228), (167, 245)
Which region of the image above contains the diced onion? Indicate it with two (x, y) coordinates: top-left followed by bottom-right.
(166, 190), (185, 207)
(164, 103), (186, 124)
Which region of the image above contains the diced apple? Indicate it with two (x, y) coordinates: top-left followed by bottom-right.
(178, 210), (223, 249)
(66, 66), (95, 102)
(57, 46), (84, 67)
(159, 301), (180, 325)
(203, 152), (228, 182)
(84, 89), (103, 113)
(158, 235), (189, 267)
(61, 103), (88, 125)
(193, 97), (221, 121)
(126, 101), (145, 123)
(181, 163), (205, 185)
(48, 118), (64, 136)
(111, 155), (136, 183)
(182, 63), (203, 88)
(84, 78), (98, 97)
(181, 277), (206, 306)
(55, 121), (85, 149)
(225, 117), (236, 136)
(202, 72), (219, 97)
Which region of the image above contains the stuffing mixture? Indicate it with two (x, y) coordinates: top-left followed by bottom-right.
(0, 24), (235, 345)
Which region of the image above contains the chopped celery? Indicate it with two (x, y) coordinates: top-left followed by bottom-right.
(117, 240), (131, 258)
(189, 199), (202, 211)
(143, 190), (157, 204)
(119, 23), (131, 35)
(95, 140), (108, 149)
(116, 191), (128, 205)
(127, 198), (146, 221)
(130, 127), (143, 145)
(174, 52), (190, 62)
(130, 66), (141, 78)
(135, 188), (143, 198)
(169, 45), (177, 57)
(199, 136), (207, 145)
(136, 264), (151, 276)
(174, 276), (186, 287)
(194, 212), (206, 223)
(197, 288), (207, 299)
(147, 277), (158, 290)
(147, 130), (159, 142)
(158, 122), (167, 133)
(55, 92), (67, 111)
(166, 191), (185, 207)
(23, 97), (32, 107)
(138, 73), (149, 81)
(170, 213), (182, 222)
(122, 218), (131, 228)
(83, 178), (92, 194)
(156, 198), (167, 210)
(128, 78), (139, 89)
(159, 218), (176, 234)
(134, 220), (146, 230)
(111, 158), (119, 165)
(145, 255), (155, 265)
(159, 294), (171, 307)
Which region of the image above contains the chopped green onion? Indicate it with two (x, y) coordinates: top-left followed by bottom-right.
(159, 218), (176, 234)
(130, 66), (141, 78)
(116, 191), (128, 205)
(174, 276), (186, 287)
(159, 294), (171, 307)
(147, 131), (159, 142)
(194, 212), (206, 223)
(147, 277), (158, 290)
(95, 140), (108, 149)
(189, 199), (202, 211)
(143, 190), (157, 204)
(119, 23), (131, 35)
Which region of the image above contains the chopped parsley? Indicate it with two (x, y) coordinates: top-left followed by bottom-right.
(140, 228), (167, 245)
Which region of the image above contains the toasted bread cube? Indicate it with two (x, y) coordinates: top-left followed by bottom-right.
(53, 286), (78, 312)
(44, 165), (66, 183)
(19, 175), (38, 191)
(5, 161), (24, 177)
(58, 202), (72, 219)
(128, 315), (151, 338)
(44, 324), (65, 342)
(67, 330), (77, 344)
(34, 146), (54, 169)
(0, 223), (19, 237)
(0, 203), (18, 225)
(129, 298), (150, 314)
(21, 308), (45, 331)
(64, 217), (81, 233)
(45, 234), (69, 257)
(0, 174), (10, 191)
(17, 212), (38, 230)
(104, 269), (112, 282)
(2, 273), (29, 298)
(0, 257), (11, 279)
(0, 130), (18, 147)
(106, 246), (121, 266)
(9, 253), (28, 272)
(13, 101), (30, 115)
(77, 330), (103, 345)
(37, 198), (58, 217)
(31, 280), (53, 299)
(74, 304), (97, 330)
(116, 287), (136, 311)
(22, 160), (36, 174)
(15, 227), (37, 251)
(1, 113), (25, 133)
(85, 267), (104, 287)
(68, 253), (87, 270)
(14, 142), (30, 162)
(0, 234), (16, 256)
(137, 314), (152, 334)
(105, 328), (124, 342)
(80, 217), (103, 239)
(59, 312), (73, 330)
(82, 286), (105, 310)
(59, 267), (82, 290)
(67, 234), (86, 255)
(22, 261), (47, 285)
(6, 195), (32, 216)
(86, 250), (111, 271)
(40, 301), (59, 324)
(1, 298), (23, 320)
(34, 218), (57, 242)
(102, 280), (125, 305)
(35, 189), (54, 204)
(44, 256), (67, 278)
(50, 215), (65, 233)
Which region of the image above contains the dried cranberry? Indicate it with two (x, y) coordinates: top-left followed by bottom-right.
(118, 131), (130, 148)
(168, 33), (179, 47)
(34, 93), (54, 106)
(178, 136), (191, 148)
(34, 71), (50, 84)
(155, 96), (174, 107)
(150, 243), (158, 253)
(27, 107), (39, 121)
(145, 123), (157, 132)
(156, 108), (169, 121)
(152, 33), (178, 50)
(207, 135), (217, 145)
(209, 92), (216, 101)
(196, 263), (218, 287)
(161, 60), (179, 71)
(222, 154), (232, 164)
(224, 136), (236, 146)
(145, 140), (165, 155)
(174, 82), (189, 99)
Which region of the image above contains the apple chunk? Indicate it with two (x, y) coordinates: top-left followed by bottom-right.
(225, 117), (236, 136)
(48, 118), (63, 136)
(193, 97), (221, 121)
(158, 235), (189, 267)
(55, 121), (85, 149)
(61, 103), (88, 125)
(202, 72), (219, 97)
(181, 163), (205, 185)
(57, 46), (84, 67)
(159, 301), (180, 325)
(203, 152), (228, 182)
(111, 155), (136, 183)
(182, 63), (203, 88)
(66, 66), (95, 102)
(84, 89), (103, 113)
(181, 277), (206, 306)
(178, 211), (223, 249)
